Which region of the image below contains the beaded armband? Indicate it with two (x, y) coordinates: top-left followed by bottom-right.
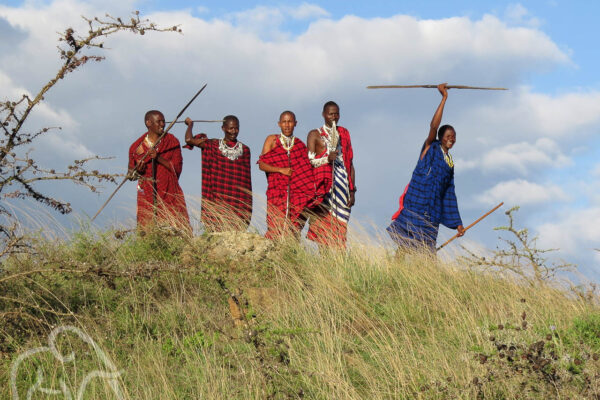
(308, 151), (328, 168)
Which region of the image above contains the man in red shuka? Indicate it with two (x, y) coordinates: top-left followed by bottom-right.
(258, 111), (321, 239)
(306, 101), (356, 247)
(183, 115), (252, 231)
(128, 110), (190, 231)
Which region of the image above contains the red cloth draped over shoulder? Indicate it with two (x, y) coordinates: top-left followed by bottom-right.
(128, 132), (189, 229)
(391, 183), (410, 220)
(186, 135), (253, 231)
(312, 126), (355, 196)
(259, 137), (320, 238)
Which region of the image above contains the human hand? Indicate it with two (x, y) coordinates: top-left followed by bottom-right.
(456, 225), (465, 237)
(438, 82), (448, 97)
(348, 191), (355, 207)
(280, 167), (293, 176)
(184, 117), (193, 127)
(134, 160), (146, 174)
(148, 149), (158, 159)
(327, 151), (338, 162)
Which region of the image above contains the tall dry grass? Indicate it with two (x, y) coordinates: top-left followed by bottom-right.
(1, 212), (599, 399)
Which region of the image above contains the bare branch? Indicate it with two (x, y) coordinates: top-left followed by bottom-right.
(459, 206), (575, 286)
(0, 11), (182, 256)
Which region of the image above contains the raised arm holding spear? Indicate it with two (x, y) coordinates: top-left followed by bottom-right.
(372, 82), (507, 250)
(385, 83), (468, 250)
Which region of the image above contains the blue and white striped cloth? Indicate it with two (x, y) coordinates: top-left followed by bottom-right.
(326, 143), (351, 223)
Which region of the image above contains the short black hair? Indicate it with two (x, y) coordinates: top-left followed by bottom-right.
(279, 110), (296, 121)
(322, 101), (339, 112)
(222, 115), (239, 126)
(437, 124), (455, 141)
(144, 110), (163, 124)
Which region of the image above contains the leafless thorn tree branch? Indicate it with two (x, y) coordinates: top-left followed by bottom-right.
(0, 11), (182, 256)
(460, 206), (574, 286)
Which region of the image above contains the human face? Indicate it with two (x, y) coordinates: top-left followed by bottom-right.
(278, 113), (297, 137)
(145, 112), (165, 135)
(322, 105), (339, 127)
(222, 120), (239, 142)
(441, 128), (456, 151)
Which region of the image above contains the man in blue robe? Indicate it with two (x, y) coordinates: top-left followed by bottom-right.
(387, 83), (465, 250)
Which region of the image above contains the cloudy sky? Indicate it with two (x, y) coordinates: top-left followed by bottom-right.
(1, 0), (599, 279)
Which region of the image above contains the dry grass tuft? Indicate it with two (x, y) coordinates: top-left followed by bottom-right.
(0, 217), (598, 399)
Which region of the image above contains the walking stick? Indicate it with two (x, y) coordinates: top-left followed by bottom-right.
(91, 83), (208, 221)
(285, 145), (292, 220)
(436, 202), (504, 251)
(151, 158), (158, 217)
(367, 85), (508, 90)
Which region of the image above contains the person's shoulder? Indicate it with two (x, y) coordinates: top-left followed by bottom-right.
(129, 133), (146, 150)
(294, 137), (307, 147)
(307, 128), (321, 139)
(164, 132), (181, 145)
(239, 141), (250, 151)
(337, 125), (350, 136)
(264, 134), (279, 145)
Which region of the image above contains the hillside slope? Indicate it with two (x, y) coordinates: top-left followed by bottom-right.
(1, 229), (599, 399)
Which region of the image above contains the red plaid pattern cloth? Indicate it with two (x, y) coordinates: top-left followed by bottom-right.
(187, 137), (252, 231)
(306, 208), (348, 248)
(259, 137), (319, 239)
(128, 132), (190, 230)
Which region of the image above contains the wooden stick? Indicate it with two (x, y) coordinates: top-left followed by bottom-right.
(166, 119), (224, 124)
(91, 84), (208, 222)
(367, 85), (508, 90)
(436, 202), (504, 251)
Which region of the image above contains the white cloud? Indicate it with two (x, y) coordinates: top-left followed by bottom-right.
(0, 70), (83, 159)
(537, 207), (600, 255)
(463, 89), (600, 141)
(225, 3), (329, 39)
(477, 179), (570, 205)
(458, 138), (571, 174)
(505, 3), (542, 28)
(287, 3), (330, 20)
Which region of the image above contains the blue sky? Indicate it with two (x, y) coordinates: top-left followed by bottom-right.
(1, 0), (599, 280)
(138, 0), (600, 90)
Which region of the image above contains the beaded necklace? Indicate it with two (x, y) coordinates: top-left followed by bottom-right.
(440, 147), (454, 168)
(321, 121), (339, 152)
(219, 139), (243, 161)
(279, 133), (295, 153)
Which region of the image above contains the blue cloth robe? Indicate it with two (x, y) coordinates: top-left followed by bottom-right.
(387, 140), (462, 250)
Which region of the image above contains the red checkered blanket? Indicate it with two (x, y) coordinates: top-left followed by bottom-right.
(187, 137), (252, 231)
(259, 137), (319, 237)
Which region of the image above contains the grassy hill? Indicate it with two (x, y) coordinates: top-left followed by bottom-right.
(1, 227), (600, 399)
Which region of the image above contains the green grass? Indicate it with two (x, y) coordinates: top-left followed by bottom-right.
(1, 227), (599, 399)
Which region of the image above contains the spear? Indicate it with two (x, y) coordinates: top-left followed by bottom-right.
(436, 202), (504, 251)
(166, 119), (224, 124)
(367, 85), (508, 90)
(91, 83), (208, 222)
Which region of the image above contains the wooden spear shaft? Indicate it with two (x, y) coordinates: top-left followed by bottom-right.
(436, 202), (504, 251)
(166, 119), (224, 124)
(367, 85), (508, 90)
(91, 83), (208, 222)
